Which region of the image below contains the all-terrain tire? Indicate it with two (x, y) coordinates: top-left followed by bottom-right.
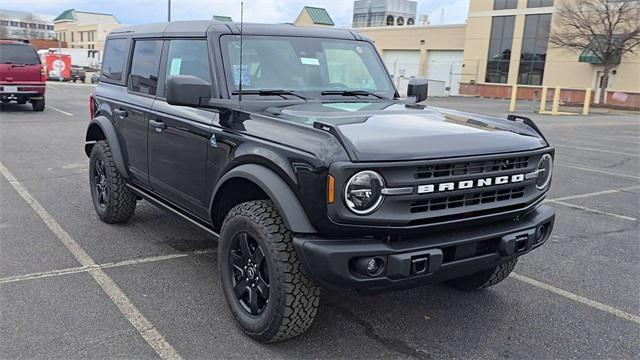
(89, 140), (136, 223)
(446, 258), (517, 291)
(219, 200), (321, 343)
(32, 97), (45, 111)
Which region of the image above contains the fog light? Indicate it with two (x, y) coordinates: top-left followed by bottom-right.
(355, 256), (386, 277)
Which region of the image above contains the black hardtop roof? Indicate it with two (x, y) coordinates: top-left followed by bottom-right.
(109, 20), (365, 40)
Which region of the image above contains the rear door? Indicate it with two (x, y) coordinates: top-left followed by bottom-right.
(0, 43), (42, 84)
(118, 39), (164, 185)
(148, 39), (216, 218)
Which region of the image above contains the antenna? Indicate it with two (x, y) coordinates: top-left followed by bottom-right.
(238, 1), (244, 103)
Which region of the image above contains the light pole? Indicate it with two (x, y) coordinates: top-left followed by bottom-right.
(168, 0), (171, 21)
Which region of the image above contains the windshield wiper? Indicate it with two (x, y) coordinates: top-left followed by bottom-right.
(232, 89), (307, 100)
(321, 90), (384, 99)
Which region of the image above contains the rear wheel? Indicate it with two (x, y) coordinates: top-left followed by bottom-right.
(446, 259), (517, 291)
(219, 200), (321, 343)
(89, 140), (136, 223)
(32, 98), (45, 111)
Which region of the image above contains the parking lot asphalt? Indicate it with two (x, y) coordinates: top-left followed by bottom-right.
(1, 84), (638, 359)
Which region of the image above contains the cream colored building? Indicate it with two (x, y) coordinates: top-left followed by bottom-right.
(358, 24), (467, 95)
(461, 0), (639, 107)
(53, 9), (123, 53)
(357, 0), (640, 108)
(294, 7), (335, 27)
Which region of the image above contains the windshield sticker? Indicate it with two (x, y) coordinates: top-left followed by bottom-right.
(355, 46), (363, 54)
(323, 103), (371, 112)
(169, 58), (182, 76)
(232, 64), (250, 86)
(300, 57), (320, 66)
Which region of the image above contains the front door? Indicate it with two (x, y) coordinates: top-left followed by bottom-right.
(147, 39), (216, 218)
(593, 70), (614, 104)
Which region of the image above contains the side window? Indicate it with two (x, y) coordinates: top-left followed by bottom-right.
(101, 38), (128, 81)
(165, 40), (211, 84)
(128, 40), (163, 95)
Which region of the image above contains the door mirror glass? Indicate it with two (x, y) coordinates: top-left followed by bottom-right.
(166, 75), (211, 107)
(407, 78), (428, 103)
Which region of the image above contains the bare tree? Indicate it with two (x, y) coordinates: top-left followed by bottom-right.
(549, 0), (640, 104)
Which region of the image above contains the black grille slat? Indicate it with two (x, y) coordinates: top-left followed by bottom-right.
(410, 187), (526, 213)
(415, 156), (529, 179)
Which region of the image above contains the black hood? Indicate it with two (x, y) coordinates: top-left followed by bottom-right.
(260, 101), (547, 162)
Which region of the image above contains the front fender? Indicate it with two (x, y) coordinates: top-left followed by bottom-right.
(85, 116), (129, 179)
(212, 164), (317, 234)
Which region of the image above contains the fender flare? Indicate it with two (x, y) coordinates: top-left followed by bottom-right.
(212, 164), (317, 234)
(85, 116), (129, 178)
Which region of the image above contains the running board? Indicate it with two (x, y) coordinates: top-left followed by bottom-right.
(126, 184), (220, 239)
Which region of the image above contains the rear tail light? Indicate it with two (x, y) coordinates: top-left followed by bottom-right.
(40, 66), (46, 82)
(89, 94), (94, 119)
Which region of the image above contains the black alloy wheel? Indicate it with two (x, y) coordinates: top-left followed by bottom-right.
(229, 232), (270, 315)
(93, 158), (108, 209)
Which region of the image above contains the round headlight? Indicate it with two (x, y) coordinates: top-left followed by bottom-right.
(536, 154), (553, 190)
(344, 170), (385, 215)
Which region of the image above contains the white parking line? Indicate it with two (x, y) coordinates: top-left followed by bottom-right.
(45, 105), (73, 117)
(0, 250), (214, 285)
(546, 199), (637, 221)
(511, 273), (640, 325)
(0, 162), (182, 360)
(555, 163), (640, 180)
(554, 144), (640, 157)
(548, 185), (640, 202)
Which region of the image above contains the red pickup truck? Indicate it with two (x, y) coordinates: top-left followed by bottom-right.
(0, 41), (46, 111)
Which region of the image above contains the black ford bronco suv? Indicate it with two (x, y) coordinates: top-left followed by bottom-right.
(85, 21), (555, 342)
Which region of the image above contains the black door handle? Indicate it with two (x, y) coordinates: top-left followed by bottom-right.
(149, 119), (167, 132)
(113, 108), (128, 118)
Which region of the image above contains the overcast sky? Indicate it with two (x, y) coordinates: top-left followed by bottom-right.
(3, 0), (469, 26)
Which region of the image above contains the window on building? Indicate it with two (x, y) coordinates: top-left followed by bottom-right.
(47, 25), (54, 30)
(494, 0), (518, 10)
(28, 23), (37, 28)
(396, 16), (404, 26)
(19, 22), (27, 28)
(527, 0), (554, 7)
(101, 38), (129, 81)
(128, 40), (163, 95)
(80, 32), (83, 42)
(518, 14), (552, 85)
(0, 20), (9, 26)
(407, 18), (415, 25)
(386, 15), (394, 26)
(71, 32), (74, 42)
(485, 16), (515, 83)
(38, 24), (45, 29)
(10, 21), (19, 26)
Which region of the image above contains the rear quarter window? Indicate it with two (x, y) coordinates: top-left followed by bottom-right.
(0, 44), (40, 65)
(101, 38), (129, 82)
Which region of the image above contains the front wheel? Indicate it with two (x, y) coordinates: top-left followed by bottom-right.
(89, 140), (136, 223)
(219, 200), (321, 343)
(446, 258), (517, 291)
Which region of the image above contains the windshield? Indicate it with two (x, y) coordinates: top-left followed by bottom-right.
(0, 44), (40, 65)
(220, 36), (395, 99)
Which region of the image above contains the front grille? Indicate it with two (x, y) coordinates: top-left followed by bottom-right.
(415, 156), (529, 179)
(410, 187), (525, 213)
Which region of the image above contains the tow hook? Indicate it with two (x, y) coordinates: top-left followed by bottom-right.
(411, 256), (429, 275)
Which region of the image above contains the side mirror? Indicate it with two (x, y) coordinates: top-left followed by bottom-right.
(166, 75), (211, 107)
(407, 78), (428, 103)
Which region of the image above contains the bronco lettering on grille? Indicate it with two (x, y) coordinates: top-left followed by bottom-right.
(417, 174), (525, 194)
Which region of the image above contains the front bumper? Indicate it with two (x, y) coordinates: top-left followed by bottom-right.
(294, 204), (555, 294)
